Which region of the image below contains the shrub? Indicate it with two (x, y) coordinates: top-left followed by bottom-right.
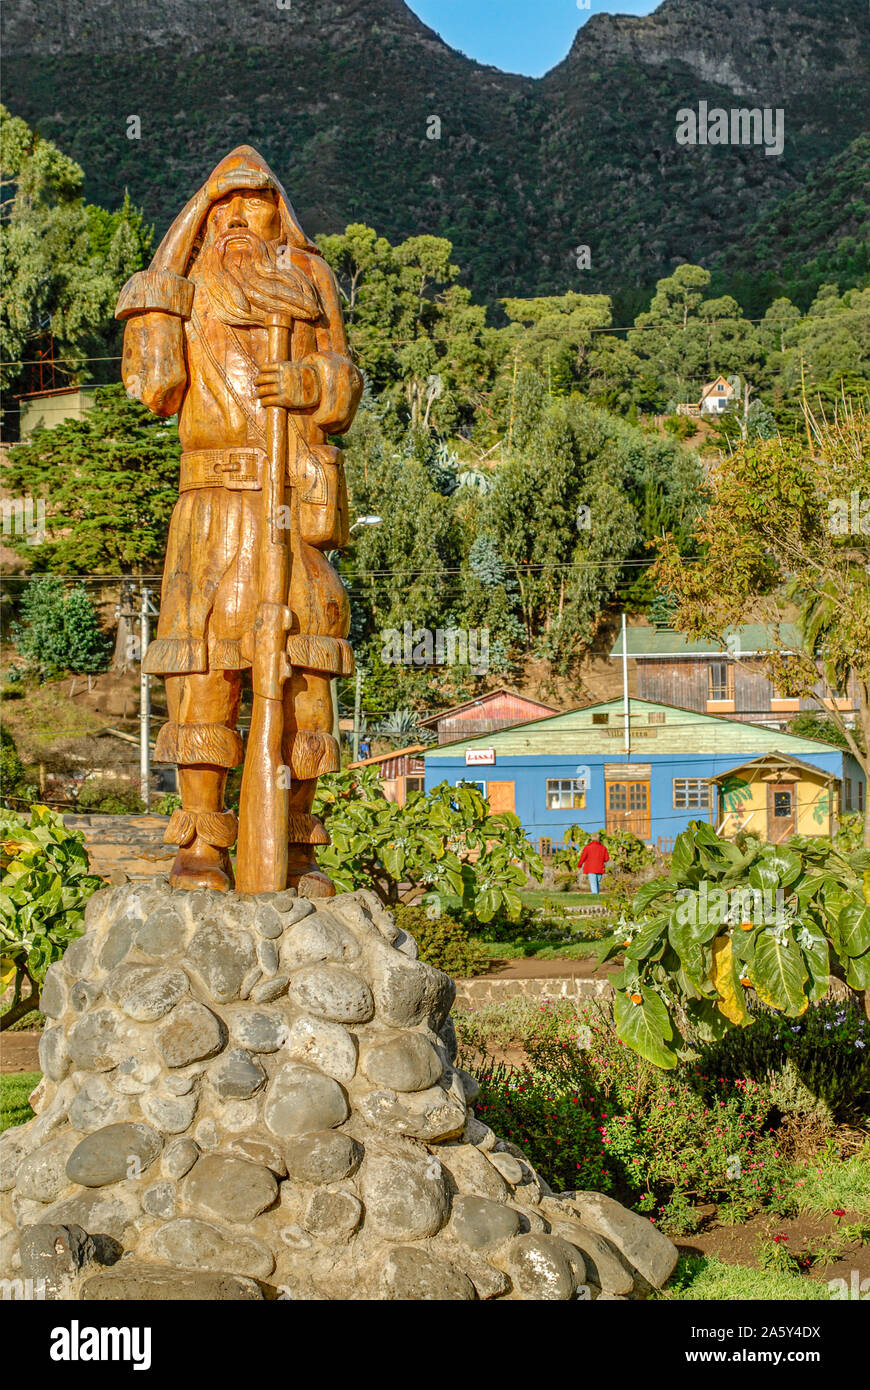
(692, 998), (869, 1125)
(153, 792), (182, 815)
(598, 821), (870, 1069)
(466, 1001), (794, 1232)
(391, 904), (489, 977)
(13, 576), (109, 677)
(76, 779), (145, 815)
(0, 727), (37, 808)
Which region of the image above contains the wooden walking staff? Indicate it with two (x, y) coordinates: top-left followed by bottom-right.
(236, 311), (296, 892)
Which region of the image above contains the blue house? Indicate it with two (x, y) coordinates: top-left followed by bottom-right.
(424, 698), (865, 850)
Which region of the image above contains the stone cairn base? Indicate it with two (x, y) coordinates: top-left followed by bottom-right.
(0, 880), (677, 1300)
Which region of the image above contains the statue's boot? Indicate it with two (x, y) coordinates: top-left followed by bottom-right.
(169, 839), (234, 892)
(164, 766), (237, 892)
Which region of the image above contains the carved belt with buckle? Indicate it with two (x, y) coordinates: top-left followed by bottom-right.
(179, 447), (268, 492)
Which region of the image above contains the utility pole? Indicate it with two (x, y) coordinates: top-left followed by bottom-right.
(353, 665), (363, 762)
(139, 584), (155, 809)
(621, 612), (630, 758)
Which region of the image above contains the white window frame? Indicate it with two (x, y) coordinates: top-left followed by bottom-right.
(546, 778), (588, 811)
(673, 778), (710, 810)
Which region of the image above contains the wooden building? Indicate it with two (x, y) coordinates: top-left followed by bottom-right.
(419, 688), (560, 745)
(18, 385), (98, 440)
(612, 623), (858, 730)
(347, 744), (427, 806)
(676, 374), (736, 418)
(424, 697), (865, 852)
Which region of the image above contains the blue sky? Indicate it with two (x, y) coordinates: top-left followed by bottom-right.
(407, 1), (659, 77)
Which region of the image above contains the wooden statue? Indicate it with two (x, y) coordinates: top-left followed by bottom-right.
(116, 146), (362, 895)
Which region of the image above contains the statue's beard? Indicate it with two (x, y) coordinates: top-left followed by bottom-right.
(191, 230), (320, 328)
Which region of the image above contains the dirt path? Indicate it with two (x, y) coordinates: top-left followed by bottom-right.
(0, 1031), (41, 1074)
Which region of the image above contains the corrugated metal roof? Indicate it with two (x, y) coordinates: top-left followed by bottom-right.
(610, 623), (801, 659)
(425, 697), (846, 760)
(348, 744), (427, 768)
(418, 687), (560, 727)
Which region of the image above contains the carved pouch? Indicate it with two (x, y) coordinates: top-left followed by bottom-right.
(295, 442), (349, 549)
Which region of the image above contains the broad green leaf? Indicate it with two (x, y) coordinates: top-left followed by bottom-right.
(837, 901), (870, 958)
(625, 917), (668, 961)
(685, 997), (736, 1043)
(632, 879), (673, 913)
(759, 847), (803, 887)
(799, 930), (831, 1003)
(844, 948), (870, 991)
(751, 930), (809, 1017)
(614, 988), (678, 1069)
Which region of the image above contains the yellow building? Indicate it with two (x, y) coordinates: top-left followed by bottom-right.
(710, 752), (839, 843)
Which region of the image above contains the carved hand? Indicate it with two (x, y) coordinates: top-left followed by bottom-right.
(205, 166), (275, 206)
(255, 361), (321, 410)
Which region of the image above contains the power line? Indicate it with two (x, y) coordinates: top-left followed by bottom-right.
(0, 315), (784, 369)
(0, 556), (684, 584)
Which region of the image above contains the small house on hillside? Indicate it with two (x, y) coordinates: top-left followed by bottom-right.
(676, 375), (735, 418)
(418, 688), (560, 745)
(423, 698), (864, 852)
(611, 623), (858, 731)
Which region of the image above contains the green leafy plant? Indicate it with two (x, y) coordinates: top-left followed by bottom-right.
(314, 768), (542, 924)
(0, 727), (37, 808)
(695, 998), (869, 1123)
(596, 821), (870, 1069)
(0, 806), (103, 1030)
(76, 779), (145, 815)
(391, 904), (488, 977)
(12, 575), (109, 677)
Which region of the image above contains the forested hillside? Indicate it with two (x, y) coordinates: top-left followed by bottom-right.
(1, 0), (867, 309)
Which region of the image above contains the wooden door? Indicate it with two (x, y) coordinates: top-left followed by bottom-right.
(606, 781), (650, 840)
(487, 781), (516, 814)
(767, 781), (796, 842)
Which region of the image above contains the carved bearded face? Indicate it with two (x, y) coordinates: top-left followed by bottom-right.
(191, 188), (320, 328)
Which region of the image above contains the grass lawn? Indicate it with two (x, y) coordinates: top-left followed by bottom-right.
(0, 1071), (40, 1133)
(477, 939), (607, 961)
(519, 889), (611, 909)
(659, 1254), (834, 1301)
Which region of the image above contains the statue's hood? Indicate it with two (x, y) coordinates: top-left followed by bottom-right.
(193, 145), (319, 258)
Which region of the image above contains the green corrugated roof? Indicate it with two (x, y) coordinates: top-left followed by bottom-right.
(426, 697), (843, 759)
(609, 623), (801, 658)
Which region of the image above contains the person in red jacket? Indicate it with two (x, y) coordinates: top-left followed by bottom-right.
(578, 832), (610, 894)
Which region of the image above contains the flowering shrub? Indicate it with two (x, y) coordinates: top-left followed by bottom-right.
(467, 1000), (794, 1233)
(473, 1057), (614, 1196)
